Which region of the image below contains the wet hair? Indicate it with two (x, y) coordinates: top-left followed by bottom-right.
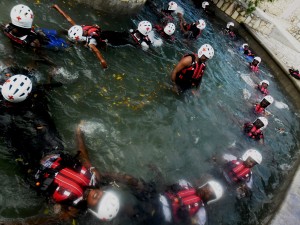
(253, 119), (264, 129)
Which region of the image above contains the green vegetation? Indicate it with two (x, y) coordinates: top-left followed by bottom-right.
(246, 0), (275, 14)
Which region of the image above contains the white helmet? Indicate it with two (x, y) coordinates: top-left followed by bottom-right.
(207, 181), (223, 204)
(10, 4), (34, 29)
(263, 95), (274, 105)
(68, 25), (85, 41)
(168, 1), (178, 11)
(259, 80), (269, 86)
(256, 117), (268, 130)
(242, 43), (249, 49)
(242, 149), (262, 164)
(196, 19), (206, 30)
(202, 1), (209, 9)
(226, 22), (234, 29)
(164, 23), (176, 36)
(198, 44), (214, 59)
(138, 21), (152, 36)
(254, 56), (262, 64)
(89, 191), (120, 221)
(1, 75), (32, 103)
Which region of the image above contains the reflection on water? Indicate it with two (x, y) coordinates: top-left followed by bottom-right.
(0, 0), (299, 224)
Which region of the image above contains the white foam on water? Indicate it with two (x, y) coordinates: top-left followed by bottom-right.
(55, 67), (79, 80)
(240, 74), (256, 88)
(243, 88), (251, 99)
(274, 100), (289, 109)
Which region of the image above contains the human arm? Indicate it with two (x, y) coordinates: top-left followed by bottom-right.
(76, 122), (101, 181)
(170, 56), (192, 93)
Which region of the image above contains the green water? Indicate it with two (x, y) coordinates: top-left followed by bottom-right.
(0, 0), (299, 224)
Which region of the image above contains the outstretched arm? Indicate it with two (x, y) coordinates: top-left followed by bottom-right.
(76, 121), (101, 182)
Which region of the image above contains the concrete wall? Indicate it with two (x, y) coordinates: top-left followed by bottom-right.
(212, 0), (300, 42)
(75, 0), (146, 14)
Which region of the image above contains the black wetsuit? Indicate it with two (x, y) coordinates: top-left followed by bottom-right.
(0, 67), (64, 170)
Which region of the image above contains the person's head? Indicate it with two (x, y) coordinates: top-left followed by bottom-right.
(253, 117), (268, 130)
(10, 4), (34, 29)
(198, 44), (214, 62)
(252, 56), (261, 66)
(242, 43), (249, 50)
(259, 80), (269, 88)
(197, 180), (223, 204)
(164, 23), (176, 36)
(196, 19), (206, 30)
(87, 189), (120, 221)
(226, 22), (234, 30)
(68, 25), (86, 41)
(1, 74), (32, 103)
(260, 95), (274, 108)
(168, 1), (178, 11)
(137, 21), (152, 36)
(242, 149), (262, 168)
(202, 1), (209, 9)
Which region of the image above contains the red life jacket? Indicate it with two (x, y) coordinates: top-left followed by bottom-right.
(243, 123), (264, 140)
(165, 188), (203, 221)
(254, 103), (265, 114)
(39, 155), (92, 205)
(224, 160), (251, 184)
(250, 64), (259, 72)
(258, 85), (269, 95)
(3, 24), (38, 46)
(176, 54), (205, 90)
(130, 30), (151, 46)
(82, 25), (101, 38)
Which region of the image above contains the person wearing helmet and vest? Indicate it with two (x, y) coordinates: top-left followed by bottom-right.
(153, 22), (176, 42)
(254, 95), (274, 115)
(68, 21), (153, 51)
(241, 43), (255, 57)
(256, 80), (270, 95)
(243, 117), (268, 142)
(101, 173), (223, 225)
(178, 16), (206, 39)
(223, 149), (262, 198)
(249, 56), (261, 72)
(223, 22), (235, 38)
(3, 4), (62, 66)
(171, 44), (214, 94)
(146, 1), (179, 24)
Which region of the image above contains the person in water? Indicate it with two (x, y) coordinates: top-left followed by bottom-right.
(223, 22), (236, 38)
(178, 15), (206, 39)
(223, 149), (262, 199)
(171, 44), (214, 94)
(153, 22), (176, 42)
(254, 95), (274, 115)
(146, 1), (180, 25)
(3, 4), (67, 66)
(101, 172), (223, 225)
(241, 43), (255, 57)
(0, 69), (120, 224)
(249, 56), (261, 72)
(256, 80), (270, 95)
(243, 117), (268, 143)
(68, 21), (154, 51)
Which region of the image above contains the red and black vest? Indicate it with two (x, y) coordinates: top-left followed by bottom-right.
(130, 30), (151, 46)
(82, 25), (101, 38)
(223, 160), (252, 184)
(36, 154), (93, 206)
(243, 123), (264, 140)
(257, 85), (269, 95)
(3, 24), (38, 47)
(175, 54), (206, 90)
(254, 103), (265, 114)
(165, 188), (203, 222)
